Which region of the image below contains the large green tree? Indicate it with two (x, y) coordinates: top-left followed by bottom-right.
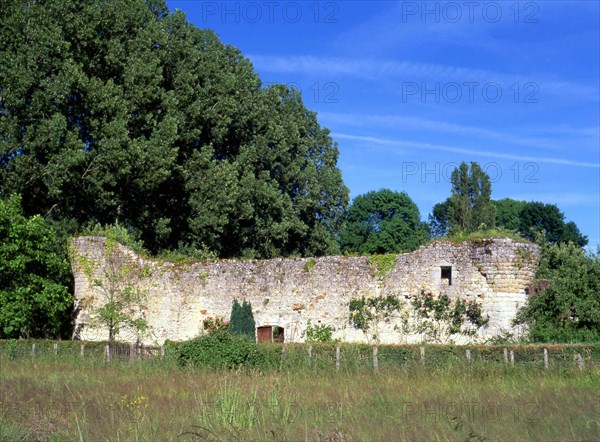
(0, 195), (72, 338)
(492, 198), (588, 247)
(493, 198), (526, 231)
(428, 199), (451, 238)
(447, 162), (496, 233)
(0, 0), (348, 259)
(430, 196), (588, 247)
(517, 202), (587, 247)
(516, 241), (600, 342)
(340, 189), (429, 254)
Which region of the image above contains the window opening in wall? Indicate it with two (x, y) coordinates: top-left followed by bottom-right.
(441, 266), (452, 286)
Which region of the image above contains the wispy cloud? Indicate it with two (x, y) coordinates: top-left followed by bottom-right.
(250, 55), (599, 102)
(320, 112), (599, 152)
(250, 55), (495, 79)
(332, 132), (600, 169)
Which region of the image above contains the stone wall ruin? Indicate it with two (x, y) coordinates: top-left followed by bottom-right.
(70, 236), (539, 345)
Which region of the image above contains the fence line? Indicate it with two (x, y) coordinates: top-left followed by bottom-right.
(2, 340), (598, 372)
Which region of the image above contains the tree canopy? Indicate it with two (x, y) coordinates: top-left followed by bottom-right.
(0, 0), (348, 259)
(429, 186), (587, 248)
(516, 202), (587, 247)
(340, 189), (429, 254)
(447, 162), (496, 233)
(428, 199), (451, 238)
(493, 198), (526, 231)
(0, 195), (72, 338)
(516, 242), (600, 342)
(491, 199), (588, 247)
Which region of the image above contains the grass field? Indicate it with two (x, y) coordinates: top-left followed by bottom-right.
(1, 351), (599, 442)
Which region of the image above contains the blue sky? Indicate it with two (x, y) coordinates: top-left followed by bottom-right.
(168, 1), (600, 248)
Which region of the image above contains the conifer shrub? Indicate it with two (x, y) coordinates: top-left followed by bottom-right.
(229, 299), (256, 341)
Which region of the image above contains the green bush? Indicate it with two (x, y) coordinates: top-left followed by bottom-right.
(302, 320), (335, 343)
(83, 222), (147, 255)
(6, 339), (17, 360)
(516, 241), (600, 343)
(0, 195), (72, 339)
(177, 329), (261, 369)
(229, 299), (256, 341)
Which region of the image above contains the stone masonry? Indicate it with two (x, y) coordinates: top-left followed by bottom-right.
(70, 236), (539, 345)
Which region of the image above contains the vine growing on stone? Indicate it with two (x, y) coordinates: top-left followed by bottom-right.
(302, 320), (335, 343)
(349, 294), (404, 343)
(411, 289), (489, 343)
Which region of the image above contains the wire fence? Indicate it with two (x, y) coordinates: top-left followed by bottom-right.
(0, 340), (163, 363)
(0, 339), (598, 371)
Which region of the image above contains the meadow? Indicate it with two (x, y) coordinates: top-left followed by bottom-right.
(1, 342), (599, 441)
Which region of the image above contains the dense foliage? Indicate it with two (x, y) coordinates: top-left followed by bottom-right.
(491, 199), (587, 246)
(0, 1), (594, 345)
(516, 242), (600, 342)
(516, 202), (587, 246)
(429, 162), (496, 236)
(229, 299), (256, 341)
(448, 162), (496, 233)
(340, 189), (429, 254)
(0, 195), (72, 338)
(493, 198), (527, 231)
(429, 167), (586, 248)
(0, 0), (348, 259)
(428, 199), (451, 238)
(177, 327), (261, 369)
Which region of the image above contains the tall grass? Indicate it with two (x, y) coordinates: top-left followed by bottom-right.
(1, 352), (598, 441)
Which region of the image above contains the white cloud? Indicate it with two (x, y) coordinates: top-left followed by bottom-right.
(332, 132), (600, 169)
(320, 112), (599, 152)
(249, 55), (599, 102)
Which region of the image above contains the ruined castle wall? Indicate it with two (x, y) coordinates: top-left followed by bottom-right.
(70, 236), (538, 345)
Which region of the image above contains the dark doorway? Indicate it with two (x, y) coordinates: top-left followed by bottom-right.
(441, 266), (452, 285)
(273, 326), (284, 343)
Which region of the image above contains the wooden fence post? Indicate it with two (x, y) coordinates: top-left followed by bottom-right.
(575, 353), (585, 370)
(160, 345), (165, 358)
(31, 343), (35, 358)
(510, 350), (515, 366)
(466, 349), (471, 364)
(336, 345), (340, 372)
(105, 344), (110, 362)
(53, 343), (58, 356)
(420, 346), (425, 365)
(280, 344), (287, 370)
(543, 348), (549, 370)
(308, 345), (312, 366)
(503, 348), (508, 364)
(373, 346), (379, 373)
(80, 344), (85, 358)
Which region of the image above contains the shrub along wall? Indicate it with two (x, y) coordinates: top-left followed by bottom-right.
(1, 340), (597, 372)
(71, 236), (539, 344)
